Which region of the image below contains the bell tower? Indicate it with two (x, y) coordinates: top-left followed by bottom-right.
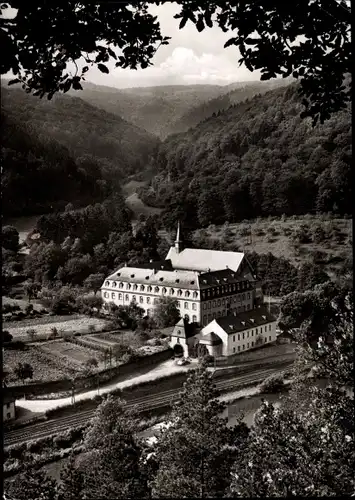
(174, 221), (184, 254)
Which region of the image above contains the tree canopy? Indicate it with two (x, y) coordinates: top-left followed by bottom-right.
(1, 1), (351, 124)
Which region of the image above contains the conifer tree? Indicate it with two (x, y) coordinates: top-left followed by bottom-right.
(150, 362), (249, 497)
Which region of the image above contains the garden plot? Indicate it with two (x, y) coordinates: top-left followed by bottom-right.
(4, 316), (110, 340)
(3, 346), (80, 385)
(40, 341), (101, 368)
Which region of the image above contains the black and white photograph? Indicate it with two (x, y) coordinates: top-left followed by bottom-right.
(1, 1), (352, 498)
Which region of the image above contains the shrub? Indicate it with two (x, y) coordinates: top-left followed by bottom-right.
(8, 442), (27, 459)
(3, 330), (13, 343)
(2, 303), (21, 314)
(25, 304), (34, 315)
(259, 373), (285, 394)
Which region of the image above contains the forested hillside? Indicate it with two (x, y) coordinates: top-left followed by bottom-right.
(141, 83), (351, 230)
(1, 88), (160, 188)
(74, 82), (225, 139)
(1, 113), (110, 216)
(172, 79), (292, 134)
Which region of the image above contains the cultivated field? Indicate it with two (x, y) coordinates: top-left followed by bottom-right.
(3, 346), (80, 384)
(3, 315), (110, 340)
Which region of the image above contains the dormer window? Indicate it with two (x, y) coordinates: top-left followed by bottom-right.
(131, 274), (135, 278)
(241, 321), (246, 326)
(159, 277), (164, 282)
(229, 325), (234, 330)
(250, 318), (255, 323)
(145, 276), (150, 280)
(191, 281), (195, 285)
(117, 272), (121, 277)
(262, 315), (267, 320)
(175, 279), (180, 283)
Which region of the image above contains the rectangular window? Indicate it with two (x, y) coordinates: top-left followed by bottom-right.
(256, 328), (258, 334)
(242, 332), (245, 340)
(238, 345), (240, 352)
(192, 303), (197, 310)
(146, 297), (150, 304)
(251, 330), (253, 336)
(111, 293), (115, 299)
(208, 302), (211, 309)
(177, 301), (180, 308)
(265, 326), (267, 333)
(7, 412), (11, 420)
(247, 331), (249, 338)
(233, 335), (235, 342)
(242, 344), (245, 350)
(269, 336), (271, 341)
(238, 334), (240, 341)
(233, 347), (235, 353)
(119, 293), (122, 300)
(247, 343), (249, 348)
(269, 324), (271, 331)
(251, 341), (254, 347)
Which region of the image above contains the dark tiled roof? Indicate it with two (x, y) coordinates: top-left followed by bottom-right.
(216, 305), (276, 335)
(198, 268), (247, 289)
(3, 392), (15, 404)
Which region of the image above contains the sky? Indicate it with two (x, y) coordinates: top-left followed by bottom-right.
(88, 3), (261, 88)
(2, 3), (260, 89)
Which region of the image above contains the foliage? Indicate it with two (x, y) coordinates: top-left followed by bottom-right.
(74, 395), (149, 498)
(13, 361), (33, 383)
(5, 465), (59, 500)
(83, 273), (105, 295)
(153, 296), (181, 328)
(150, 364), (249, 497)
(278, 281), (349, 342)
(258, 373), (285, 394)
(2, 225), (19, 251)
(2, 1), (350, 124)
(110, 303), (145, 330)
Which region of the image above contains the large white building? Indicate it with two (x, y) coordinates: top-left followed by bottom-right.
(101, 224), (259, 325)
(101, 223), (276, 358)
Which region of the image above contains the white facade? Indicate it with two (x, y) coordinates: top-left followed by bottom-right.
(199, 311), (277, 357)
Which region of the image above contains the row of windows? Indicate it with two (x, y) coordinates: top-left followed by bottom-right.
(232, 336), (272, 353)
(105, 281), (198, 298)
(201, 281), (249, 300)
(203, 293), (251, 309)
(232, 325), (272, 342)
(103, 292), (199, 311)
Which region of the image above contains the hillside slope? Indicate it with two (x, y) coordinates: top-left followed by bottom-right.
(140, 84), (351, 230)
(1, 88), (160, 183)
(1, 113), (109, 216)
(171, 79), (292, 134)
(73, 82), (225, 139)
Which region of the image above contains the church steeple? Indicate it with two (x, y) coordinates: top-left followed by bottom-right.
(174, 221), (184, 254)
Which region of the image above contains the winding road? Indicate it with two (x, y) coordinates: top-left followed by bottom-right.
(4, 362), (292, 446)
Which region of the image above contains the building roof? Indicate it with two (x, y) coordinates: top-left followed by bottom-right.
(104, 266), (200, 290)
(166, 247), (245, 273)
(199, 332), (223, 345)
(171, 318), (201, 339)
(197, 268), (248, 289)
(214, 305), (276, 335)
(3, 392), (15, 404)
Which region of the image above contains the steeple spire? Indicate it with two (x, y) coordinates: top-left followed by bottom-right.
(174, 220), (183, 253)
